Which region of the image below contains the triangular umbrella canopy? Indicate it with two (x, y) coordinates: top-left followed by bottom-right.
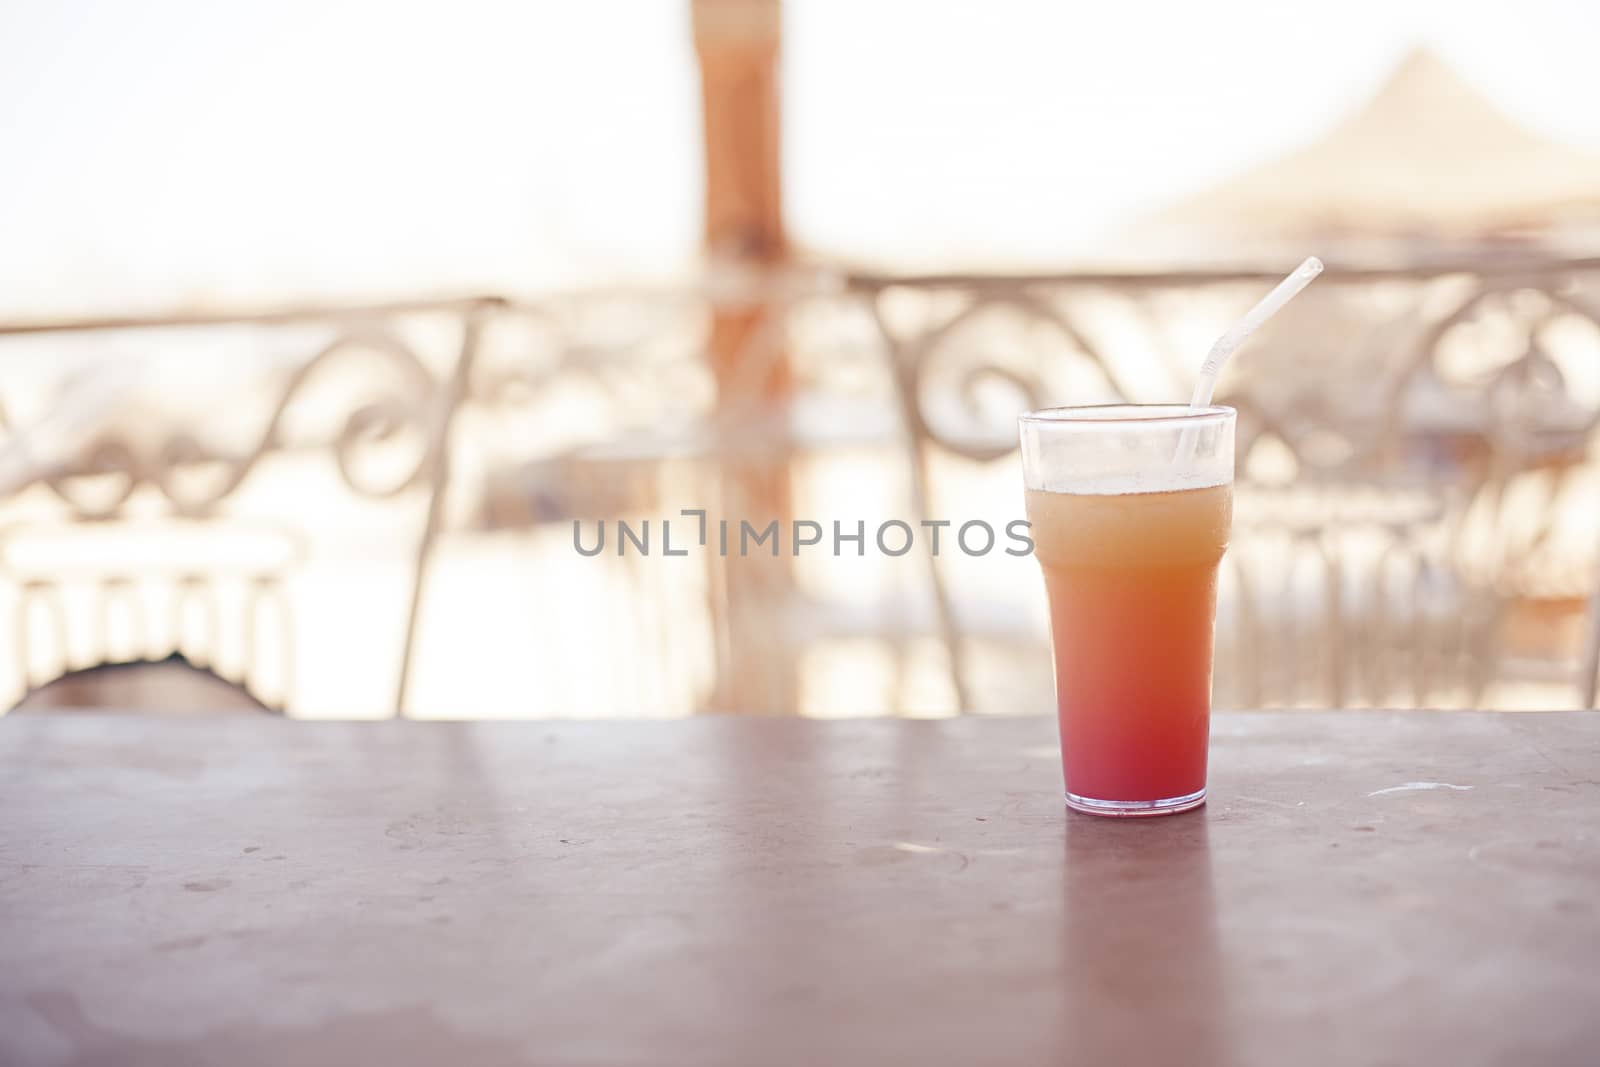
(1130, 50), (1600, 255)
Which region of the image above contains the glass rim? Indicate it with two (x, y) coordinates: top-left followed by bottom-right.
(1018, 403), (1234, 426)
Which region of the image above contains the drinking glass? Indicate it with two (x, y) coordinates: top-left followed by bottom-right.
(1020, 404), (1235, 816)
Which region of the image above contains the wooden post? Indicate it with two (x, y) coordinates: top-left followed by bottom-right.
(692, 0), (796, 713)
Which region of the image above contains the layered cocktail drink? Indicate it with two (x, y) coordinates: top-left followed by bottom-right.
(1020, 405), (1235, 816)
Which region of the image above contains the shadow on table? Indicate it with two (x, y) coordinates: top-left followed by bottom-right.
(1057, 813), (1233, 1062)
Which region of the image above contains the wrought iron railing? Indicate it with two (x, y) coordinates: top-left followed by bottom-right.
(0, 258), (1596, 715)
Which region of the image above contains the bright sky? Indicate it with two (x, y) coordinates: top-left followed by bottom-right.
(2, 0), (1599, 315)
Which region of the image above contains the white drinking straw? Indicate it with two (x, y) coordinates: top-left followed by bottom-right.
(1175, 256), (1324, 466)
(1189, 256), (1324, 408)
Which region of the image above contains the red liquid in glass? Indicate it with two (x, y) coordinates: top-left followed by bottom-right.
(1027, 484), (1231, 805)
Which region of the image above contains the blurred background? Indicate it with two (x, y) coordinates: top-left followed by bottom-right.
(2, 0), (1599, 718)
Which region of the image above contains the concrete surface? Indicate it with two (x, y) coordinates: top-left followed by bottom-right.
(1, 712), (1597, 1066)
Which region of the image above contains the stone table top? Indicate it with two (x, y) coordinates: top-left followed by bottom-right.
(1, 711), (1597, 1066)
